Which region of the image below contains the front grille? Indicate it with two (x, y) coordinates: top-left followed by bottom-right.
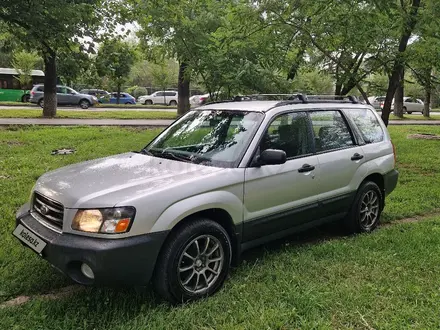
(33, 192), (64, 229)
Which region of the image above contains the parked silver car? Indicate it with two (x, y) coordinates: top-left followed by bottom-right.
(14, 95), (398, 303)
(138, 90), (178, 105)
(30, 85), (98, 109)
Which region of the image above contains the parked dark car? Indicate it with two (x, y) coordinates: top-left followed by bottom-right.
(30, 85), (99, 109)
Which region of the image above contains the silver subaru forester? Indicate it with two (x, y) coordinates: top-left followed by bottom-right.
(14, 96), (398, 303)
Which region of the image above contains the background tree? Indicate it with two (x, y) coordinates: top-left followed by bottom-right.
(96, 39), (137, 104)
(0, 0), (122, 117)
(11, 50), (40, 91)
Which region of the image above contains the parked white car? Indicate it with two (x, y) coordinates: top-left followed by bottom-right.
(138, 91), (178, 106)
(190, 93), (210, 107)
(392, 97), (428, 114)
(367, 96), (386, 110)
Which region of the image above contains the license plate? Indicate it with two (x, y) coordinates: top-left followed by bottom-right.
(13, 224), (46, 254)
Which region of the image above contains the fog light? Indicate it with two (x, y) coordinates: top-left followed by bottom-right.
(81, 263), (95, 279)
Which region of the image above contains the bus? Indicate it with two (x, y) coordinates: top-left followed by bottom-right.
(0, 68), (45, 102)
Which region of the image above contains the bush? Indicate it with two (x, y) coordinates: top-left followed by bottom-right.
(133, 87), (148, 98)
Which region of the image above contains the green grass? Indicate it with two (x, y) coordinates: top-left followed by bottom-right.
(95, 103), (176, 109)
(0, 110), (177, 119)
(0, 102), (33, 106)
(390, 114), (440, 120)
(1, 125), (440, 328)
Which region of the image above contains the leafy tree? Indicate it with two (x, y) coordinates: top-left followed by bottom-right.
(0, 0), (122, 117)
(11, 50), (40, 90)
(96, 39), (137, 104)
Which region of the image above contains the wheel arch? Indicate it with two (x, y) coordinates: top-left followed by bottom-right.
(359, 173), (385, 210)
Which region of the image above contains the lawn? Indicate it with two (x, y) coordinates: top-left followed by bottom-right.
(389, 114), (440, 120)
(0, 109), (177, 119)
(1, 125), (440, 329)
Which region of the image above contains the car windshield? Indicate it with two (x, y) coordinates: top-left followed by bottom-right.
(143, 110), (264, 168)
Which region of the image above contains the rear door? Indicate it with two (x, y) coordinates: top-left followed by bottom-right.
(243, 111), (321, 242)
(56, 86), (68, 105)
(309, 110), (365, 216)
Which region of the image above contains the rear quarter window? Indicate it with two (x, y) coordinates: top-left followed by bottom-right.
(346, 108), (384, 144)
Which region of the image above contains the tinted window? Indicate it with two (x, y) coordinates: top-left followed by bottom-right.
(310, 111), (354, 152)
(165, 91), (176, 96)
(405, 98), (414, 103)
(155, 92), (165, 97)
(56, 87), (67, 94)
(261, 112), (312, 158)
(346, 109), (384, 144)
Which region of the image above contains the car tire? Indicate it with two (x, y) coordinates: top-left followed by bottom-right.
(125, 102), (131, 105)
(344, 181), (383, 234)
(22, 94), (30, 103)
(145, 100), (153, 105)
(38, 99), (44, 108)
(169, 100), (177, 106)
(402, 106), (408, 114)
(153, 218), (232, 304)
(79, 99), (90, 109)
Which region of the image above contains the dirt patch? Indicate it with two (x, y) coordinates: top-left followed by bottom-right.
(408, 133), (440, 140)
(0, 140), (26, 146)
(0, 285), (84, 309)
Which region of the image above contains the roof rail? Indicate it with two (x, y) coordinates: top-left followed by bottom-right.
(204, 93), (359, 106)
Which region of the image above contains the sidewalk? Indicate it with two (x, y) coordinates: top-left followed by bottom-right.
(0, 118), (440, 126)
(0, 118), (174, 126)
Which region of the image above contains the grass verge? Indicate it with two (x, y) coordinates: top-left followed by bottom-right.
(0, 110), (177, 120)
(390, 114), (440, 120)
(0, 125), (440, 328)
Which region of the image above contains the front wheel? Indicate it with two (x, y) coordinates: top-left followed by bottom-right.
(79, 99), (90, 109)
(153, 218), (231, 303)
(145, 100), (153, 105)
(344, 181), (383, 234)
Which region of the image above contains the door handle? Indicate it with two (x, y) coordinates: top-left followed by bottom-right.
(298, 164), (315, 173)
(351, 153), (364, 161)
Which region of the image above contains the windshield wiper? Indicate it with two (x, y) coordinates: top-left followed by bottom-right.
(160, 150), (194, 163)
(139, 148), (154, 156)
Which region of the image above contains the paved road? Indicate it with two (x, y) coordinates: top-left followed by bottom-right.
(0, 105), (176, 112)
(1, 118), (439, 126)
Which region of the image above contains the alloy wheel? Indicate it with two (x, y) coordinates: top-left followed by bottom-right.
(177, 235), (224, 294)
(359, 190), (379, 230)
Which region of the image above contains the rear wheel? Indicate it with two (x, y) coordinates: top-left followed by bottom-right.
(145, 100), (153, 105)
(344, 181), (383, 234)
(22, 94), (30, 103)
(169, 100), (177, 106)
(38, 99), (44, 108)
(153, 218), (231, 303)
(79, 99), (90, 109)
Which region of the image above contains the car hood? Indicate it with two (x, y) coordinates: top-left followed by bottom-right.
(34, 152), (223, 208)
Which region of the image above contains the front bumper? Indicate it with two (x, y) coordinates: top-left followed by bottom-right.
(15, 207), (169, 286)
(384, 169), (399, 196)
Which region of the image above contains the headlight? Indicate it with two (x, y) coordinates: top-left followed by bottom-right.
(92, 96), (98, 101)
(72, 207), (135, 234)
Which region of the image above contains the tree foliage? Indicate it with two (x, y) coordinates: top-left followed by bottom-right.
(96, 39), (137, 103)
(11, 50), (40, 89)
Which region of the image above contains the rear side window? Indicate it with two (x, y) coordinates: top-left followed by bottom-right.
(36, 86), (44, 92)
(345, 109), (384, 144)
(310, 111), (354, 152)
(165, 91), (176, 96)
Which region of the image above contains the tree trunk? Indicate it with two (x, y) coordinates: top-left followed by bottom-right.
(42, 52), (57, 118)
(424, 88), (431, 118)
(381, 0), (421, 126)
(394, 68), (405, 118)
(117, 83), (121, 104)
(335, 82), (342, 96)
(177, 62), (190, 116)
(357, 84), (370, 105)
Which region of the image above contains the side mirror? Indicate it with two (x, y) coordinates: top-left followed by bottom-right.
(257, 149), (287, 166)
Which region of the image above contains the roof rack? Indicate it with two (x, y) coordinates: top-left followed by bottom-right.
(204, 93), (359, 106)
